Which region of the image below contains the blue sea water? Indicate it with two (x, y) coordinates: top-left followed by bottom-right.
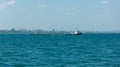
(0, 34), (120, 67)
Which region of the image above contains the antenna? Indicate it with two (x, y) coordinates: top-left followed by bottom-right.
(76, 28), (78, 31)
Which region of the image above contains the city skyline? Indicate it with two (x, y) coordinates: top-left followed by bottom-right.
(0, 0), (120, 32)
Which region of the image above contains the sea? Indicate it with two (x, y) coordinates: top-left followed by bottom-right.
(0, 34), (120, 67)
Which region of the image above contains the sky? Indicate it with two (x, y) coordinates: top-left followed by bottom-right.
(0, 0), (120, 32)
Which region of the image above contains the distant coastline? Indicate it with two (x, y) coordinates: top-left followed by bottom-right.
(0, 28), (120, 34)
(0, 28), (69, 34)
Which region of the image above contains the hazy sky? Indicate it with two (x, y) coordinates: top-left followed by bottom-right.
(0, 0), (120, 31)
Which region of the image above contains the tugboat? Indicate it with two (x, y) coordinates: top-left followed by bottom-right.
(71, 30), (82, 35)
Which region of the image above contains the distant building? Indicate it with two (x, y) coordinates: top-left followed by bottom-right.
(10, 28), (16, 32)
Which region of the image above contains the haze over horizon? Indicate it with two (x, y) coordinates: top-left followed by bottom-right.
(0, 0), (120, 32)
